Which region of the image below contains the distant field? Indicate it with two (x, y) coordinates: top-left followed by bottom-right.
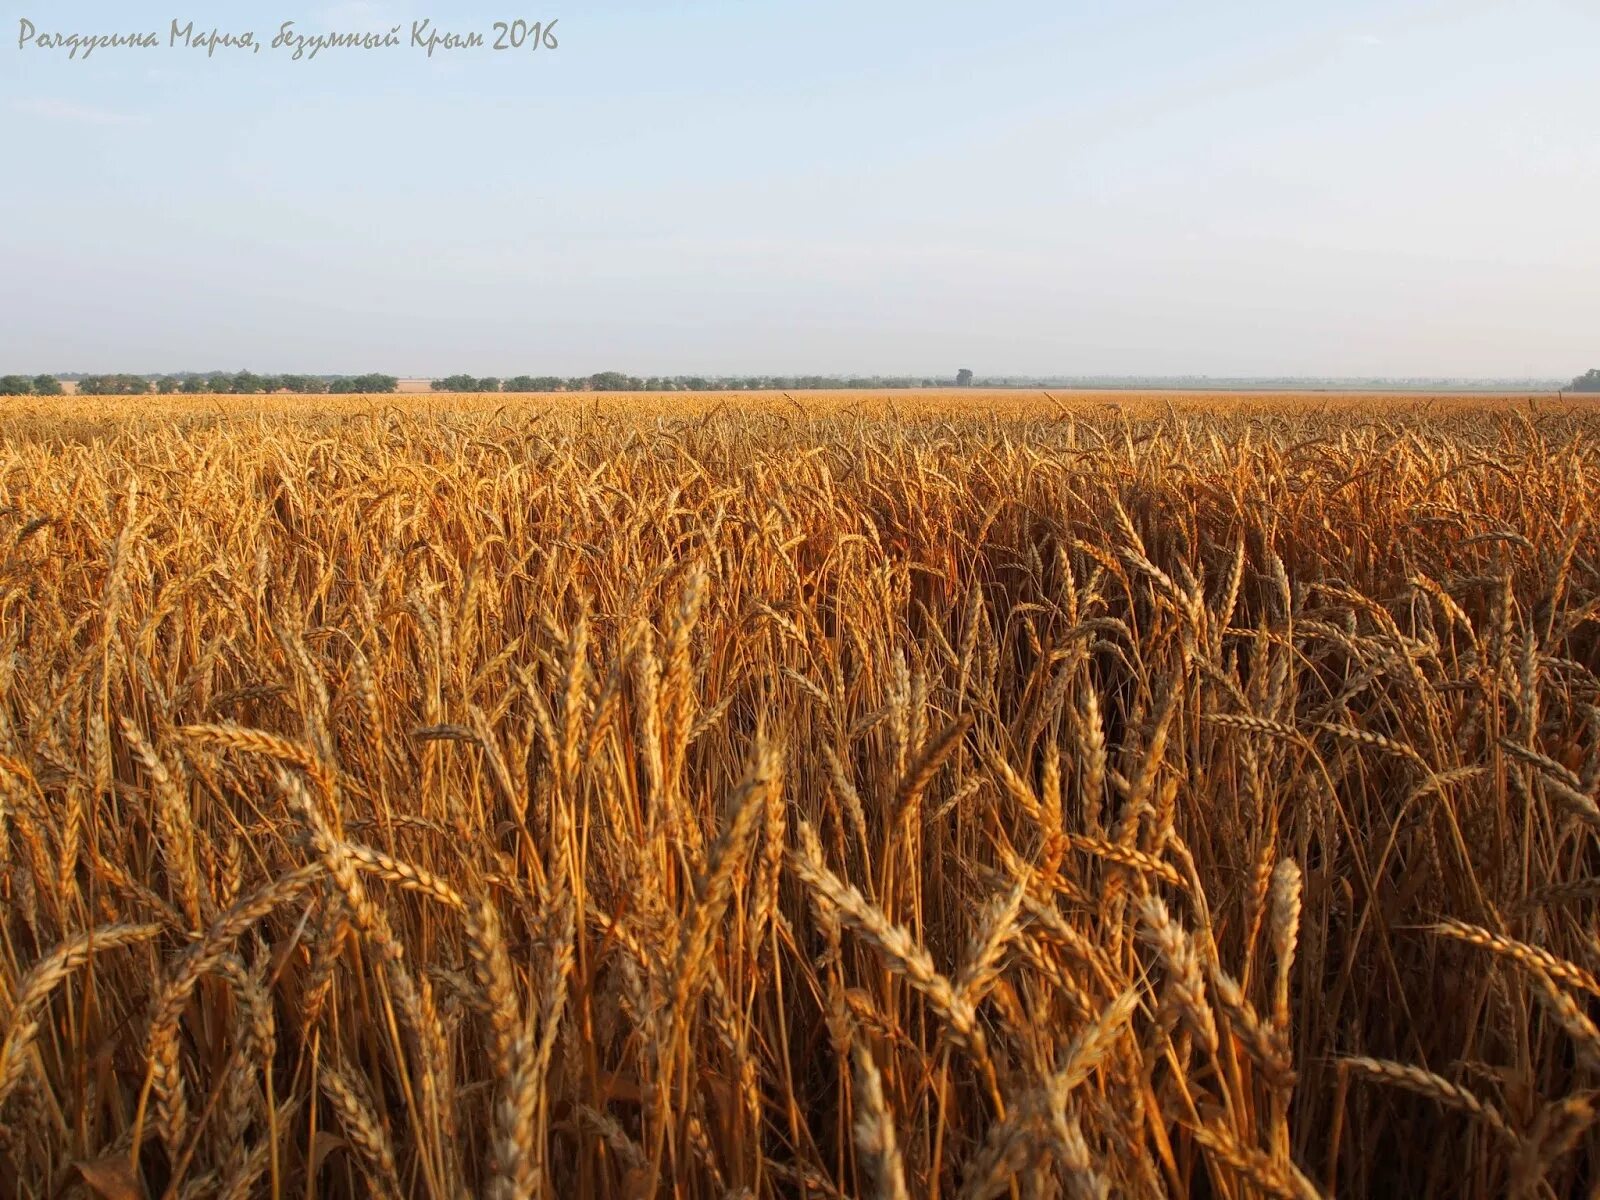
(1, 390), (1595, 1198)
(0, 386), (1577, 428)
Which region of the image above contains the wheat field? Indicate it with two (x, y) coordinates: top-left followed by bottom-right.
(1, 390), (1596, 1199)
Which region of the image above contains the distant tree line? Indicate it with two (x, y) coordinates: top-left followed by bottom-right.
(435, 374), (502, 392)
(324, 375), (400, 394)
(3, 371), (988, 396)
(0, 374), (65, 395)
(13, 372), (400, 395)
(6, 371), (976, 396)
(438, 372), (976, 392)
(148, 371), (400, 394)
(80, 374), (174, 395)
(11, 369), (1596, 396)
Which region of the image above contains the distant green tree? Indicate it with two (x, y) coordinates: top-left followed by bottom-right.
(327, 374), (398, 394)
(79, 375), (152, 395)
(1571, 369), (1600, 393)
(156, 376), (181, 394)
(33, 375), (63, 395)
(432, 374), (480, 392)
(231, 371), (266, 394)
(0, 375), (33, 395)
(504, 375), (565, 391)
(587, 371), (640, 392)
(956, 368), (974, 387)
(277, 375), (325, 394)
(181, 375), (210, 394)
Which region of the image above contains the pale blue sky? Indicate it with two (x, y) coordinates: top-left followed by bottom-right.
(3, 1), (1596, 377)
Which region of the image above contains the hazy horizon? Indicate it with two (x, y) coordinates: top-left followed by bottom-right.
(23, 369), (1576, 385)
(4, 0), (1597, 378)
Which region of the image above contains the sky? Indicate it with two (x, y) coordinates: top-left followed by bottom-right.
(2, 0), (1597, 379)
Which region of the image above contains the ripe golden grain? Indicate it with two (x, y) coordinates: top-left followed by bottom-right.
(0, 389), (1595, 1197)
